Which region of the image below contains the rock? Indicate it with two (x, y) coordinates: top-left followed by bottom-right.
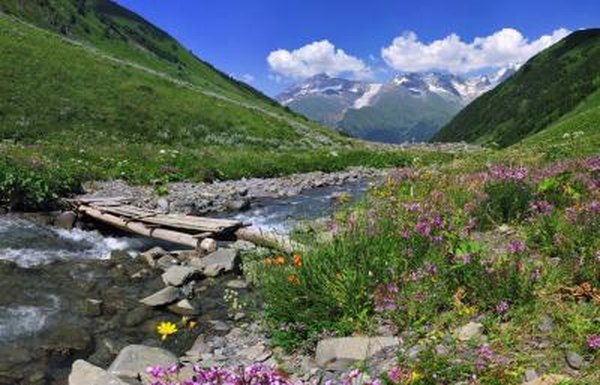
(168, 299), (199, 316)
(190, 249), (239, 277)
(43, 326), (92, 363)
(185, 336), (213, 360)
(226, 279), (249, 289)
(521, 374), (570, 385)
(524, 368), (539, 382)
(209, 320), (231, 332)
(157, 197), (170, 213)
(81, 298), (103, 317)
(225, 198), (251, 211)
(538, 315), (554, 333)
(139, 286), (181, 306)
(141, 247), (168, 267)
(407, 344), (423, 361)
(315, 336), (399, 370)
(456, 322), (485, 342)
(108, 345), (178, 380)
(230, 240), (256, 251)
(156, 255), (179, 271)
(56, 211), (77, 229)
(200, 238), (218, 254)
(434, 344), (449, 356)
(161, 265), (200, 286)
(240, 343), (272, 363)
(565, 351), (584, 370)
(172, 249), (200, 262)
(124, 306), (153, 327)
(232, 312), (246, 321)
(69, 360), (128, 385)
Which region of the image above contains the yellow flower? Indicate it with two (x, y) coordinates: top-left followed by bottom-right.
(287, 274), (300, 285)
(156, 321), (178, 341)
(410, 369), (421, 382)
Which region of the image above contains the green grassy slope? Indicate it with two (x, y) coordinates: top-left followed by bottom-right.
(0, 0), (278, 106)
(433, 29), (600, 147)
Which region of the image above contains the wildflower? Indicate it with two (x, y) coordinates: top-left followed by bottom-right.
(496, 300), (509, 315)
(167, 363), (180, 374)
(507, 239), (526, 254)
(425, 262), (438, 276)
(146, 365), (165, 378)
(374, 283), (399, 312)
(287, 274), (299, 285)
(475, 344), (494, 371)
(387, 366), (405, 383)
(274, 255), (285, 265)
(531, 268), (542, 281)
(293, 253), (302, 267)
(529, 200), (554, 216)
(415, 219), (431, 237)
(156, 321), (178, 341)
(587, 335), (600, 350)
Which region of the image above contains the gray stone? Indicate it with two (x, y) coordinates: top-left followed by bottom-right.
(190, 249), (239, 277)
(81, 298), (103, 317)
(231, 240), (256, 251)
(168, 299), (199, 316)
(56, 211), (77, 230)
(538, 315), (554, 333)
(161, 265), (200, 286)
(226, 279), (249, 289)
(434, 344), (449, 356)
(521, 375), (570, 385)
(565, 351), (584, 370)
(69, 360), (128, 385)
(200, 238), (218, 254)
(156, 254), (179, 271)
(209, 320), (231, 332)
(456, 322), (485, 342)
(524, 368), (539, 382)
(225, 198), (251, 211)
(109, 345), (178, 380)
(139, 286), (180, 306)
(157, 198), (170, 213)
(185, 336), (213, 359)
(407, 344), (423, 361)
(315, 336), (399, 370)
(141, 247), (168, 267)
(240, 343), (272, 363)
(232, 312), (246, 321)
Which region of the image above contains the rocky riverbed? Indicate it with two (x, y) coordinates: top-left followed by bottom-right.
(79, 167), (394, 216)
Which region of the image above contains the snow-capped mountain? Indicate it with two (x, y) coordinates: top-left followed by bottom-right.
(276, 66), (516, 143)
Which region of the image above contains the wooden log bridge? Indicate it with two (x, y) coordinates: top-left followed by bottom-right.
(72, 197), (245, 249)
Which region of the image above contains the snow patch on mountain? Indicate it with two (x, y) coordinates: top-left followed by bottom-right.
(353, 83), (383, 109)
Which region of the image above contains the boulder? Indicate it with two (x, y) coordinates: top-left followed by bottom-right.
(225, 279), (249, 289)
(139, 286), (180, 307)
(157, 197), (170, 213)
(69, 360), (128, 385)
(200, 238), (218, 254)
(55, 211), (77, 230)
(565, 351), (585, 369)
(230, 240), (256, 251)
(161, 265), (200, 286)
(225, 198), (251, 211)
(456, 321), (485, 342)
(141, 247), (168, 267)
(167, 299), (199, 316)
(190, 249), (239, 277)
(315, 336), (399, 370)
(108, 345), (177, 380)
(156, 255), (179, 271)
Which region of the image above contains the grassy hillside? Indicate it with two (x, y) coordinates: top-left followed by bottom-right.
(433, 29), (600, 147)
(0, 3), (452, 209)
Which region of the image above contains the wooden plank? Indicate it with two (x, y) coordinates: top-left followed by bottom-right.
(78, 206), (200, 248)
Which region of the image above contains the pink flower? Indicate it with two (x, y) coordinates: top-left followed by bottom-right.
(507, 239), (526, 254)
(587, 335), (600, 350)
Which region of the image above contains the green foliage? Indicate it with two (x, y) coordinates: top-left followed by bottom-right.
(434, 29), (600, 147)
(478, 180), (534, 227)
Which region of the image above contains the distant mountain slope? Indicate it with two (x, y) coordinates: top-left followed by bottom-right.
(0, 0), (339, 147)
(276, 69), (514, 143)
(433, 29), (600, 147)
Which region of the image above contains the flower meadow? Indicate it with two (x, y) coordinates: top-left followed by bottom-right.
(248, 156), (600, 384)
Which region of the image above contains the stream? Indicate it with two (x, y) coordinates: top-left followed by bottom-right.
(0, 180), (369, 385)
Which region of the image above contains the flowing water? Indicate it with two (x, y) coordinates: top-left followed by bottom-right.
(0, 181), (369, 385)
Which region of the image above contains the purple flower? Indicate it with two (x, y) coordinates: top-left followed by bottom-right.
(587, 335), (600, 350)
(146, 366), (165, 378)
(529, 200), (554, 216)
(507, 239), (526, 254)
(425, 262), (438, 276)
(531, 268), (542, 281)
(415, 219), (431, 237)
(496, 300), (509, 315)
(167, 363), (180, 374)
(387, 367), (404, 383)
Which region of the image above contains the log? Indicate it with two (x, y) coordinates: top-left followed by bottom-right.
(235, 227), (304, 253)
(78, 206), (200, 248)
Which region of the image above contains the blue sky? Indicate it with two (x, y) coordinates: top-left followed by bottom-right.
(115, 0), (599, 95)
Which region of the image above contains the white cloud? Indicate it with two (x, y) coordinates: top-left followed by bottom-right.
(267, 40), (371, 80)
(381, 28), (570, 73)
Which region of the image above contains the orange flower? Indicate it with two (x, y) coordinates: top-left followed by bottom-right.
(287, 274), (300, 285)
(274, 255), (286, 266)
(292, 253), (302, 267)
